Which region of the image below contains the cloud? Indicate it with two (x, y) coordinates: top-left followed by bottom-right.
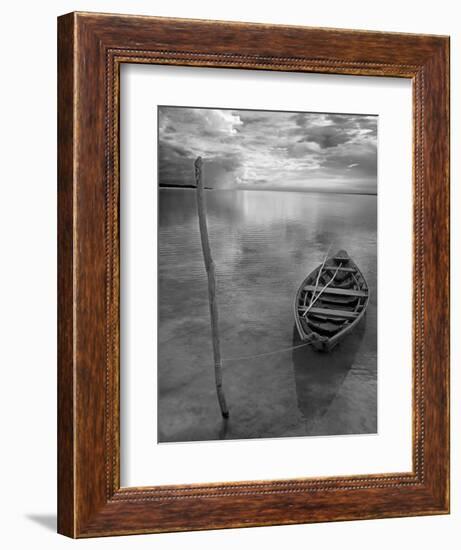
(158, 107), (377, 193)
(287, 142), (321, 158)
(296, 126), (352, 149)
(293, 113), (377, 150)
(158, 142), (195, 187)
(159, 106), (242, 139)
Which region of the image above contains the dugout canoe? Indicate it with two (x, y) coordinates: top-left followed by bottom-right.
(294, 249), (369, 352)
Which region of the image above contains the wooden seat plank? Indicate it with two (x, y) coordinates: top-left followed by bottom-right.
(324, 266), (356, 273)
(332, 257), (351, 262)
(299, 306), (359, 319)
(303, 284), (367, 298)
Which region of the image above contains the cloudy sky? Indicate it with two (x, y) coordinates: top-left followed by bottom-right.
(158, 106), (377, 194)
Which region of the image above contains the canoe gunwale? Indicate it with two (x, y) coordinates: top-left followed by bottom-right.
(294, 255), (369, 350)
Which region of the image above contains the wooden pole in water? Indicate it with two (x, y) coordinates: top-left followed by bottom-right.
(194, 157), (229, 418)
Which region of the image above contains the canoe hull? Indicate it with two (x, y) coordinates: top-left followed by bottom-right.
(294, 250), (369, 352)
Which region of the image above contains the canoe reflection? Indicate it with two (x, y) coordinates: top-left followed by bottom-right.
(292, 321), (365, 427)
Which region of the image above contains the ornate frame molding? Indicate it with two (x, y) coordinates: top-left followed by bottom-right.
(58, 12), (449, 537)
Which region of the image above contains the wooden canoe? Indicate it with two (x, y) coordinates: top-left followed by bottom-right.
(294, 249), (369, 352)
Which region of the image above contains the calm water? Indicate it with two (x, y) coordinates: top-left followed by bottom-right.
(158, 188), (377, 442)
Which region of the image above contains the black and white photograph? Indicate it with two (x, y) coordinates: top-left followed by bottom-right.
(157, 105), (377, 443)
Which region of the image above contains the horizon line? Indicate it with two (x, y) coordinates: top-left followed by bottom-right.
(159, 184), (377, 196)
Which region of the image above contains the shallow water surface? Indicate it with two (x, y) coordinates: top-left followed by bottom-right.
(158, 188), (377, 442)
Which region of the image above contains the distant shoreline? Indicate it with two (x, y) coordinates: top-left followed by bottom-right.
(159, 185), (377, 197)
(159, 184), (213, 190)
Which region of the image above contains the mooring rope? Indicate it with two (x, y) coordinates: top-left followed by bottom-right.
(222, 339), (314, 362)
(308, 244), (332, 307)
(301, 262), (342, 318)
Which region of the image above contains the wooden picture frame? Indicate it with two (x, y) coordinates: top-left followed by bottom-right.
(57, 12), (450, 537)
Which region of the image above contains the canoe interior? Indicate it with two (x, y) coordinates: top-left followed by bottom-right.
(294, 249), (369, 352)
